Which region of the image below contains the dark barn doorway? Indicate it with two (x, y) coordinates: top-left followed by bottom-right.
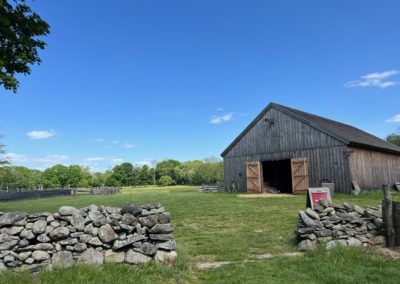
(261, 160), (293, 193)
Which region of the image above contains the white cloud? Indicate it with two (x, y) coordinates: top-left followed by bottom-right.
(112, 140), (119, 144)
(123, 143), (136, 149)
(27, 130), (55, 140)
(84, 156), (106, 162)
(1, 153), (69, 167)
(211, 113), (233, 124)
(216, 108), (224, 111)
(345, 70), (399, 89)
(385, 114), (400, 123)
(111, 158), (124, 165)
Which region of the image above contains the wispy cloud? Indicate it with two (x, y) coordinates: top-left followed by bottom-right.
(2, 153), (69, 167)
(216, 108), (224, 111)
(112, 140), (119, 144)
(385, 114), (400, 123)
(111, 158), (124, 165)
(27, 130), (55, 140)
(123, 143), (136, 149)
(211, 113), (233, 124)
(345, 70), (399, 89)
(84, 156), (106, 162)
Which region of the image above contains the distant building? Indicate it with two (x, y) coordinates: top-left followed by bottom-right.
(221, 103), (400, 194)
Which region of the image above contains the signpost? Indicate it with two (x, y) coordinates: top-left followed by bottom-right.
(395, 182), (400, 192)
(306, 187), (332, 209)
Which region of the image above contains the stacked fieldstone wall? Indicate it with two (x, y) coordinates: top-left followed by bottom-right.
(0, 203), (177, 272)
(295, 201), (386, 251)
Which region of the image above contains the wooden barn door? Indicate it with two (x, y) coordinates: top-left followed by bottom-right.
(291, 158), (309, 193)
(246, 162), (262, 193)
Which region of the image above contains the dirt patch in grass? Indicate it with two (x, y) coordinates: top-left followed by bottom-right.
(377, 247), (400, 259)
(237, 193), (294, 198)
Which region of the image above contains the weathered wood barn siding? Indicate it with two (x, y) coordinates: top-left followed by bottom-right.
(223, 107), (353, 193)
(348, 147), (400, 191)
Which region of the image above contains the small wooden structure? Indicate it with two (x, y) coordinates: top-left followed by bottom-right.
(198, 183), (224, 193)
(222, 103), (400, 194)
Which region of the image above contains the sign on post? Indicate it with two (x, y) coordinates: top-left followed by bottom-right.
(395, 182), (400, 192)
(306, 187), (332, 209)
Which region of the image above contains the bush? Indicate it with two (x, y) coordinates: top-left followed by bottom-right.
(157, 175), (175, 186)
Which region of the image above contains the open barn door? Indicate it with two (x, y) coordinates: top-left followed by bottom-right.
(246, 162), (262, 193)
(291, 158), (309, 193)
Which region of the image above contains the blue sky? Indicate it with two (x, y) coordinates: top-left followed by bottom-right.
(1, 0), (399, 172)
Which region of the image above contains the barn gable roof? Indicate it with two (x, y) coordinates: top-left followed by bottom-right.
(221, 102), (400, 157)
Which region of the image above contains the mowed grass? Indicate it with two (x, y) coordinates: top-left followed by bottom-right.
(0, 186), (400, 283)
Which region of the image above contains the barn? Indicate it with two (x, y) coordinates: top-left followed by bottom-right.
(221, 103), (400, 194)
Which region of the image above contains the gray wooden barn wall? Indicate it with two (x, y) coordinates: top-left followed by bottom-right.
(223, 108), (353, 193)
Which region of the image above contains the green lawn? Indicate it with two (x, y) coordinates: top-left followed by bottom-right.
(0, 186), (400, 283)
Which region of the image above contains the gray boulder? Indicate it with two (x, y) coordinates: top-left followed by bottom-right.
(124, 250), (151, 265)
(37, 234), (51, 243)
(88, 212), (106, 227)
(73, 243), (87, 252)
(0, 212), (27, 227)
(121, 204), (142, 217)
(139, 215), (157, 228)
(299, 211), (316, 227)
(32, 250), (50, 261)
(112, 235), (146, 250)
(298, 239), (316, 251)
(49, 227), (70, 240)
(78, 248), (104, 266)
(104, 250), (124, 263)
(136, 242), (157, 256)
(0, 226), (24, 235)
(149, 224), (175, 234)
(149, 234), (173, 241)
(305, 208), (320, 220)
(32, 220), (47, 235)
(121, 214), (138, 226)
(71, 213), (85, 231)
(52, 251), (74, 269)
(158, 213), (171, 224)
(155, 250), (177, 267)
(59, 206), (80, 216)
(156, 239), (176, 251)
(98, 224), (117, 243)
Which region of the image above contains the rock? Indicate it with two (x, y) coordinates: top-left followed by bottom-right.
(347, 237), (362, 247)
(18, 239), (29, 248)
(50, 221), (60, 228)
(88, 212), (106, 227)
(139, 215), (157, 228)
(156, 239), (176, 251)
(49, 227), (70, 240)
(149, 234), (174, 241)
(0, 226), (24, 235)
(298, 239), (316, 251)
(58, 238), (78, 246)
(73, 243), (87, 252)
(18, 251), (32, 261)
(305, 208), (320, 220)
(149, 224), (175, 234)
(155, 250), (177, 267)
(121, 204), (142, 217)
(104, 250), (125, 263)
(374, 218), (383, 228)
(20, 229), (35, 240)
(363, 208), (381, 218)
(373, 236), (386, 246)
(52, 251), (74, 269)
(78, 248), (104, 266)
(121, 214), (138, 226)
(136, 242), (157, 256)
(0, 262), (6, 271)
(32, 250), (50, 261)
(113, 235), (146, 250)
(158, 213), (171, 224)
(323, 207), (334, 214)
(84, 223), (95, 235)
(141, 208), (165, 216)
(59, 206), (80, 216)
(37, 234), (51, 243)
(299, 211), (316, 228)
(318, 199), (330, 208)
(326, 240), (347, 250)
(353, 205), (364, 215)
(88, 237), (103, 246)
(98, 224), (118, 243)
(25, 258), (34, 264)
(328, 214), (341, 223)
(120, 224), (134, 233)
(4, 255), (15, 263)
(71, 214), (85, 231)
(124, 250), (151, 264)
(32, 220), (47, 235)
(35, 243), (53, 251)
(0, 212), (27, 227)
(79, 234), (92, 243)
(0, 239), (18, 250)
(19, 263), (52, 272)
(88, 204), (99, 212)
(343, 202), (354, 212)
(315, 229), (332, 238)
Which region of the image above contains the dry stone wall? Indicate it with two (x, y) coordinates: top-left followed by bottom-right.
(0, 203), (177, 272)
(295, 201), (386, 251)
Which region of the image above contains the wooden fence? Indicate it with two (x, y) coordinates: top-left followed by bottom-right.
(198, 184), (224, 193)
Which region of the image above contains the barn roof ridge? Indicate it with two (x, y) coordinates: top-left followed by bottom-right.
(221, 102), (400, 157)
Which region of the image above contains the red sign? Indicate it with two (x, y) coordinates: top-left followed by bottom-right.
(306, 187), (332, 209)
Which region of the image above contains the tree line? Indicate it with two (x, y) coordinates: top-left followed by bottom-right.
(0, 158), (223, 190)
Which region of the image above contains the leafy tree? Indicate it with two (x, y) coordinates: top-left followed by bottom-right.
(155, 160), (181, 183)
(157, 175), (174, 186)
(0, 133), (8, 165)
(387, 131), (400, 147)
(1, 0), (50, 92)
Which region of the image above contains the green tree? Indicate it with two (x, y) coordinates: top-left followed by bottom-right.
(155, 160), (181, 184)
(0, 133), (8, 165)
(157, 175), (174, 186)
(1, 0), (50, 92)
(387, 130), (400, 147)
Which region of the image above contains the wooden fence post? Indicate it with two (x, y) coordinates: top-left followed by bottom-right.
(383, 184), (395, 248)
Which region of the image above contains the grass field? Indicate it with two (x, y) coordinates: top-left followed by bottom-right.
(1, 186), (400, 283)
